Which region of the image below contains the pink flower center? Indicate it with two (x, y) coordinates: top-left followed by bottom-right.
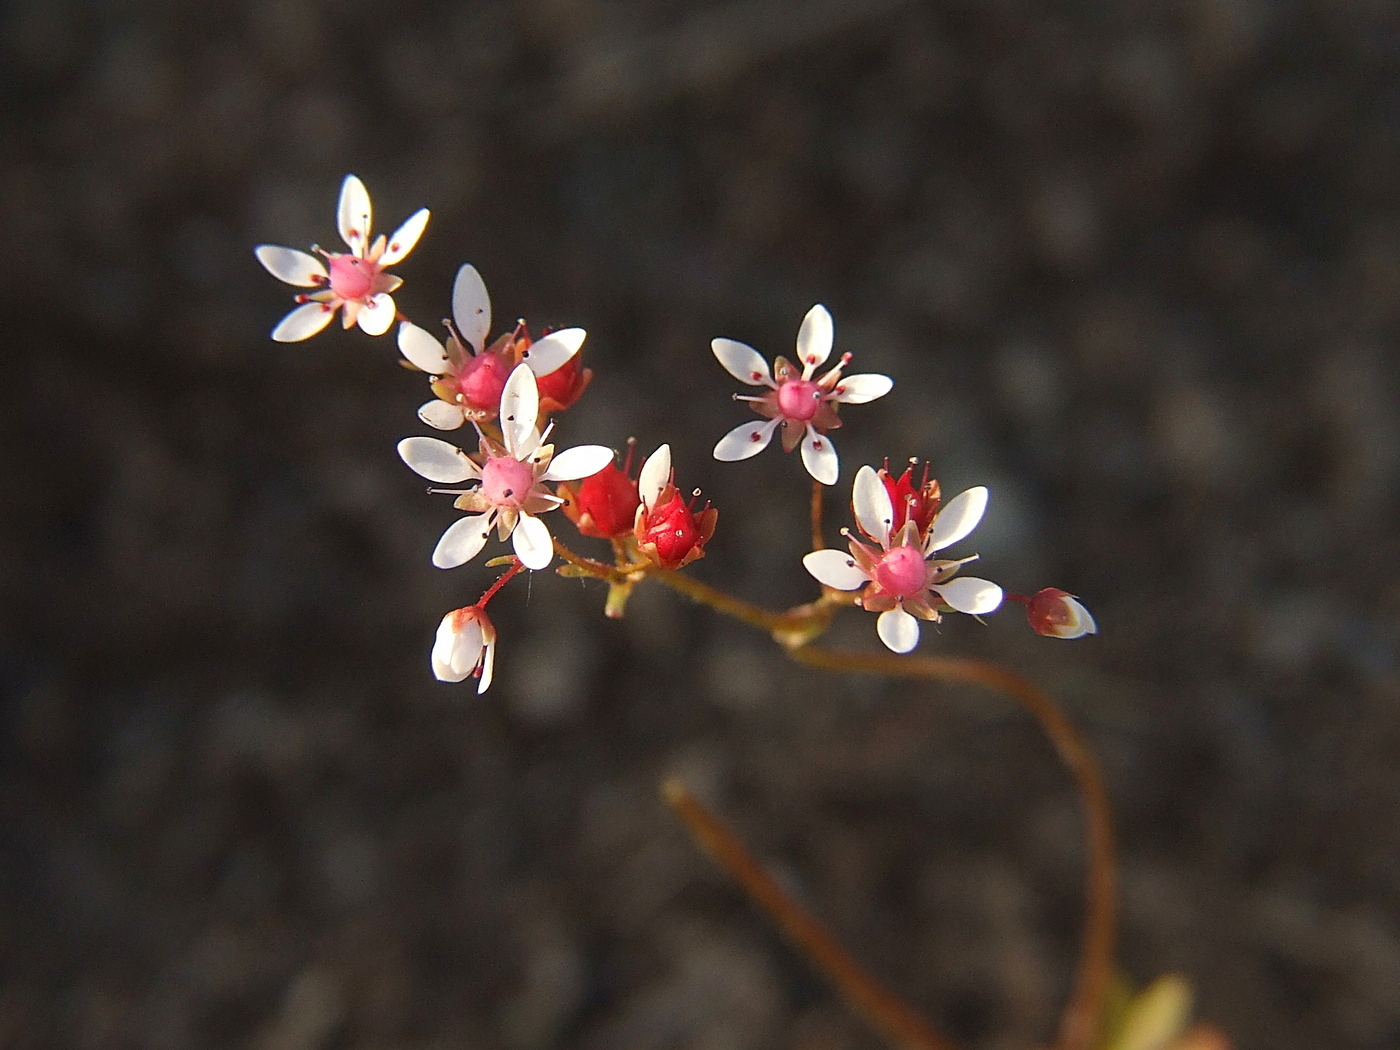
(480, 456), (535, 509)
(776, 378), (823, 422)
(327, 253), (378, 301)
(872, 545), (928, 599)
(455, 352), (511, 411)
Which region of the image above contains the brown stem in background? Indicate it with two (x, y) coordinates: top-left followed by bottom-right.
(787, 646), (1116, 1050)
(663, 779), (961, 1050)
(810, 479), (826, 551)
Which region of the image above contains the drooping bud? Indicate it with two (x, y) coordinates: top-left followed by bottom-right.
(432, 606), (498, 691)
(560, 453), (641, 540)
(1023, 588), (1097, 639)
(880, 459), (940, 537)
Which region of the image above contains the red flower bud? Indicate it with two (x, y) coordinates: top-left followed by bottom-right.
(632, 444), (718, 569)
(536, 354), (593, 414)
(561, 458), (641, 540)
(637, 491), (709, 568)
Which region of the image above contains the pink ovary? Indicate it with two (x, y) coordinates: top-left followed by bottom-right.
(456, 353), (511, 411)
(872, 545), (928, 599)
(327, 253), (378, 301)
(776, 379), (822, 421)
(480, 456), (536, 509)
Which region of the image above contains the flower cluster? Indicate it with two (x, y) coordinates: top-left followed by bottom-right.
(397, 364), (613, 572)
(255, 176), (1094, 689)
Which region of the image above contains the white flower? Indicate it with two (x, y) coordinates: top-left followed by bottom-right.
(712, 305), (892, 485)
(432, 605), (496, 691)
(397, 364), (613, 570)
(803, 465), (1003, 653)
(254, 175), (429, 342)
(400, 264), (588, 431)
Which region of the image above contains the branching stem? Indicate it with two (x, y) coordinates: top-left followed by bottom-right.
(547, 538), (1114, 1050)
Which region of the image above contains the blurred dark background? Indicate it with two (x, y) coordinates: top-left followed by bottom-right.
(5, 0), (1400, 1047)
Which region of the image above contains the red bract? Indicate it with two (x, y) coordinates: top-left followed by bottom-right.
(560, 450), (641, 540)
(633, 444), (717, 570)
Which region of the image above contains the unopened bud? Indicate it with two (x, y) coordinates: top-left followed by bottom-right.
(1024, 588), (1097, 639)
(432, 606), (498, 691)
(560, 459), (640, 540)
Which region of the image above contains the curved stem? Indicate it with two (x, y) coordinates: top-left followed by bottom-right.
(811, 479), (826, 551)
(788, 646), (1116, 1050)
(664, 779), (960, 1050)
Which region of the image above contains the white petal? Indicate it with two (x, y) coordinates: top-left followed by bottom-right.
(380, 207), (429, 265)
(852, 465), (894, 547)
(711, 339), (772, 386)
(398, 321), (450, 372)
(477, 636), (495, 694)
(522, 328), (586, 377)
(500, 364), (539, 458)
(796, 304), (833, 376)
(802, 549), (869, 591)
(512, 513), (554, 570)
(338, 174), (372, 254)
(254, 245), (327, 287)
(449, 619), (484, 676)
(271, 301), (335, 342)
(712, 418), (779, 462)
(433, 513), (494, 568)
(876, 608), (920, 653)
(432, 616), (470, 682)
(397, 436), (479, 483)
(800, 425), (839, 486)
(542, 444), (615, 482)
(418, 399), (466, 430)
(830, 373), (893, 404)
(637, 444), (671, 511)
(452, 263), (491, 353)
(935, 577), (1003, 615)
(356, 292), (396, 336)
(925, 487), (989, 553)
(1061, 596), (1097, 637)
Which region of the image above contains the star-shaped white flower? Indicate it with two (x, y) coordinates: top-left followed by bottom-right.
(397, 364), (613, 571)
(432, 605), (497, 691)
(712, 305), (892, 485)
(398, 264), (587, 431)
(255, 175), (429, 342)
(803, 465), (1003, 652)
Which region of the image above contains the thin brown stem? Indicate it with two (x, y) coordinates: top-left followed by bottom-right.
(663, 779), (961, 1050)
(788, 646), (1116, 1050)
(810, 479), (826, 551)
